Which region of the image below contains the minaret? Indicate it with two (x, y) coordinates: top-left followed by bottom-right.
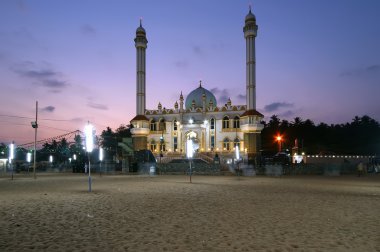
(135, 19), (148, 115)
(130, 20), (150, 151)
(241, 7), (264, 164)
(244, 6), (258, 110)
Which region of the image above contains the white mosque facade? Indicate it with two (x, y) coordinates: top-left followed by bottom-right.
(131, 9), (264, 162)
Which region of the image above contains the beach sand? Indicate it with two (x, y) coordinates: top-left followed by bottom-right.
(0, 174), (379, 251)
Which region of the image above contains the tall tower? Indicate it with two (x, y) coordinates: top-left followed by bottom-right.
(241, 7), (264, 163)
(130, 20), (150, 151)
(244, 7), (258, 110)
(135, 20), (148, 115)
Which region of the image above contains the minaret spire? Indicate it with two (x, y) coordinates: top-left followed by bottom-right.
(134, 19), (148, 115)
(244, 6), (258, 110)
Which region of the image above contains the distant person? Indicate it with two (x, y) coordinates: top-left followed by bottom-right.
(357, 162), (364, 177)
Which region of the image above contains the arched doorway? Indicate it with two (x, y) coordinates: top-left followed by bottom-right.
(185, 131), (199, 154)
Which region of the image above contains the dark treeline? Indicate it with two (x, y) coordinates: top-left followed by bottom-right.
(261, 115), (380, 155)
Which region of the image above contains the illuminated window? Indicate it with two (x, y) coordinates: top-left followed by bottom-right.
(223, 138), (230, 150)
(234, 138), (240, 149)
(173, 137), (178, 151)
(150, 140), (156, 152)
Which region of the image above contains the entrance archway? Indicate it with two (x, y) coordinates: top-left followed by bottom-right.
(185, 131), (199, 153)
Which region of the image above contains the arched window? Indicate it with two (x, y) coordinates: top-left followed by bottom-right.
(223, 138), (230, 151)
(173, 119), (178, 131)
(233, 116), (240, 129)
(159, 118), (166, 132)
(173, 137), (178, 151)
(150, 119), (157, 131)
(210, 118), (215, 130)
(223, 116), (229, 129)
(150, 140), (157, 152)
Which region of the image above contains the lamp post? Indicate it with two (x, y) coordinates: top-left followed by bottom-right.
(49, 155), (53, 170)
(9, 142), (14, 180)
(159, 132), (164, 164)
(276, 135), (282, 152)
(85, 122), (95, 192)
(99, 147), (103, 176)
(26, 152), (31, 174)
(235, 144), (240, 177)
(31, 101), (38, 179)
(186, 138), (194, 183)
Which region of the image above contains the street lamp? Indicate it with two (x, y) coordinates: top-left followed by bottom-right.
(99, 147), (103, 176)
(9, 142), (14, 180)
(85, 122), (95, 192)
(275, 135), (282, 152)
(26, 152), (32, 173)
(186, 138), (194, 183)
(31, 101), (38, 179)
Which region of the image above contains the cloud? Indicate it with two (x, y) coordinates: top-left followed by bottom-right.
(81, 24), (96, 36)
(11, 61), (69, 92)
(87, 101), (108, 110)
(366, 65), (380, 72)
(17, 0), (29, 12)
(20, 69), (57, 78)
(237, 94), (246, 101)
(42, 79), (68, 88)
(70, 117), (85, 123)
(193, 45), (204, 56)
(340, 64), (380, 77)
(174, 60), (189, 68)
(41, 106), (55, 113)
(264, 102), (294, 112)
(210, 87), (230, 105)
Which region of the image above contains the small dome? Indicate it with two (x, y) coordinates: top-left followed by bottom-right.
(136, 25), (146, 34)
(136, 19), (146, 35)
(185, 84), (217, 110)
(245, 9), (256, 22)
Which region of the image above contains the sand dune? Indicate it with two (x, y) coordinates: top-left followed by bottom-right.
(0, 174), (379, 251)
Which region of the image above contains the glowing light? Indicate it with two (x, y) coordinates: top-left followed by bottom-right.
(189, 118), (193, 124)
(235, 145), (240, 160)
(186, 139), (194, 158)
(85, 123), (94, 152)
(69, 158), (72, 163)
(9, 142), (14, 160)
(73, 154), (77, 160)
(49, 155), (53, 163)
(99, 148), (104, 161)
(27, 152), (32, 163)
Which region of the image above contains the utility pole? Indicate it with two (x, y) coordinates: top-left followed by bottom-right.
(32, 101), (38, 179)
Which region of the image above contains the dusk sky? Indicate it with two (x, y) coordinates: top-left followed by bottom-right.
(0, 0), (379, 145)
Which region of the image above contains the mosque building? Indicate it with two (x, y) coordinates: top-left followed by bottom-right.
(130, 8), (264, 162)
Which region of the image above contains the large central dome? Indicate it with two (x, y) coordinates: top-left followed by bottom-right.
(185, 83), (217, 110)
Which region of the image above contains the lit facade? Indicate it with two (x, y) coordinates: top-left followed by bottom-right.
(131, 9), (264, 160)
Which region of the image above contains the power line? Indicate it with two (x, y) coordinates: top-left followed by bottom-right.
(0, 114), (72, 121)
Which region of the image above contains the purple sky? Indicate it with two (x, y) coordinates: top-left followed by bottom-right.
(0, 0), (379, 145)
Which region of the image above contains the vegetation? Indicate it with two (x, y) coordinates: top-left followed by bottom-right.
(261, 115), (380, 155)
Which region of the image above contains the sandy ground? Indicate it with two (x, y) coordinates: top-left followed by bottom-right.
(0, 173), (379, 252)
